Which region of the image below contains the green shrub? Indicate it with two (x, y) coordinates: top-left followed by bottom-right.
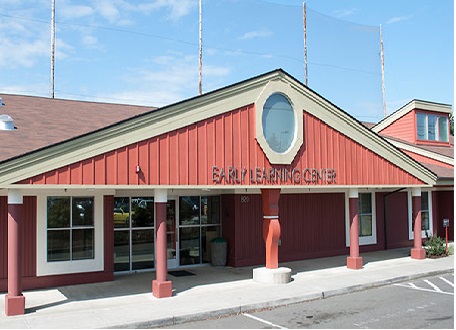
(423, 234), (447, 258)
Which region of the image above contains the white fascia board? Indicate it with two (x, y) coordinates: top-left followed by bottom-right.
(286, 80), (437, 186)
(0, 71), (438, 189)
(385, 138), (454, 166)
(0, 72), (276, 189)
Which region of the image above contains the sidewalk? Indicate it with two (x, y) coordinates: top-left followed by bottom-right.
(0, 248), (453, 329)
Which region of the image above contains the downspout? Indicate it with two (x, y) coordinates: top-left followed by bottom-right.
(383, 188), (406, 250)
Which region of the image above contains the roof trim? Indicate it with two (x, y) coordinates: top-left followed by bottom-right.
(372, 99), (453, 133)
(385, 137), (454, 166)
(0, 69), (438, 188)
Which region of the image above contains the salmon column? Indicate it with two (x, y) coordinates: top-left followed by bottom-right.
(347, 189), (363, 269)
(152, 189), (172, 298)
(5, 190), (25, 316)
(261, 188), (281, 269)
(411, 188), (426, 259)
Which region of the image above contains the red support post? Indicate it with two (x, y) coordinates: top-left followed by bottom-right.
(261, 189), (281, 269)
(152, 189), (172, 298)
(5, 190), (25, 316)
(347, 189), (363, 269)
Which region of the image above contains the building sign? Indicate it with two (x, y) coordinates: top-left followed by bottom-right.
(212, 166), (336, 185)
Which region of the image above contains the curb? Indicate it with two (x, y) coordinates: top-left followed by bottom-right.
(119, 268), (454, 329)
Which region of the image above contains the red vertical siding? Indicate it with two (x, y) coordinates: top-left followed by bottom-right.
(435, 190), (454, 241)
(21, 197), (37, 277)
(19, 104), (423, 186)
(381, 191), (412, 249)
(280, 193), (346, 261)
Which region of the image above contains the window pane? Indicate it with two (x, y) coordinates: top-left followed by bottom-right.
(114, 231), (130, 271)
(47, 197), (70, 228)
(72, 229), (94, 260)
(428, 115), (437, 140)
(179, 196), (200, 225)
(132, 229), (154, 270)
(201, 196), (220, 224)
(262, 93), (295, 153)
(358, 193), (372, 214)
(131, 197), (154, 227)
(359, 215), (373, 237)
(202, 226), (221, 263)
(421, 211), (430, 231)
(179, 227), (200, 265)
(47, 230), (70, 261)
(114, 197), (130, 228)
(421, 192), (429, 211)
(439, 117), (449, 142)
(72, 197), (94, 226)
(416, 113), (427, 140)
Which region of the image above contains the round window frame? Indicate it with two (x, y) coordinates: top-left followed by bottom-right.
(255, 80), (303, 164)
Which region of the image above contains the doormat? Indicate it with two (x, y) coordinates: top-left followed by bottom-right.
(168, 270), (195, 277)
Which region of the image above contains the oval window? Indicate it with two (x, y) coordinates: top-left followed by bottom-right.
(262, 93), (295, 153)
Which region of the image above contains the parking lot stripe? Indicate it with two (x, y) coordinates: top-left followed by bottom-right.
(424, 279), (443, 292)
(243, 313), (288, 329)
(439, 277), (454, 287)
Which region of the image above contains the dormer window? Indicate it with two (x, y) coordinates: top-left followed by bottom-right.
(416, 112), (449, 142)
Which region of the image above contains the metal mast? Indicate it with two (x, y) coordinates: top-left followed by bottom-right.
(50, 0), (56, 99)
(380, 24), (386, 118)
(198, 0), (203, 95)
(303, 2), (308, 86)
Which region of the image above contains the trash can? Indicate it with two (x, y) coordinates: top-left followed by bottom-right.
(211, 237), (227, 266)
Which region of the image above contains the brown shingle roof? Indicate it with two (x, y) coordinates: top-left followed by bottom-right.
(0, 94), (155, 163)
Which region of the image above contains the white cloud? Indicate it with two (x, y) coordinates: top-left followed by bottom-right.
(0, 37), (48, 68)
(332, 8), (357, 18)
(81, 35), (98, 47)
(239, 29), (272, 40)
(60, 4), (94, 19)
(386, 16), (412, 24)
(109, 52), (230, 106)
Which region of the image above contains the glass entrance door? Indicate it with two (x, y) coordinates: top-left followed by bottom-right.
(114, 197), (155, 272)
(166, 199), (179, 269)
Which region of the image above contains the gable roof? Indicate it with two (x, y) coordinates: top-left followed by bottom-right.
(0, 94), (155, 163)
(0, 69), (438, 188)
(372, 99), (452, 133)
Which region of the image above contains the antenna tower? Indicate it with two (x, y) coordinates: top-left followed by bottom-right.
(50, 0), (55, 99)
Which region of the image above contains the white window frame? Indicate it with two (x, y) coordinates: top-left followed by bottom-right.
(408, 190), (433, 240)
(37, 191), (104, 276)
(345, 192), (377, 246)
(416, 112), (449, 142)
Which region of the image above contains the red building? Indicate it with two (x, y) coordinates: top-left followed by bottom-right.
(0, 69), (453, 315)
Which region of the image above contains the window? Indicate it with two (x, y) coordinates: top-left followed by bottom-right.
(421, 192), (430, 231)
(345, 192), (377, 246)
(416, 113), (449, 142)
(408, 191), (433, 239)
(113, 197), (155, 272)
(47, 196), (94, 262)
(358, 193), (373, 237)
(179, 196), (221, 265)
(262, 93), (295, 153)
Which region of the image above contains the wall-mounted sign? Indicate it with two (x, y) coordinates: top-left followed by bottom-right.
(212, 166), (336, 185)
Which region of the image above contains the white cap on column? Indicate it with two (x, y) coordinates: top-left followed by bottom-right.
(8, 189), (23, 204)
(411, 187), (421, 197)
(154, 189), (167, 203)
(348, 188), (358, 199)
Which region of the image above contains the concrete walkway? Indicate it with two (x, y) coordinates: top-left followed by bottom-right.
(0, 248), (453, 329)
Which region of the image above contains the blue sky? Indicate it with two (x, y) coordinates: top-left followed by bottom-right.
(1, 0), (453, 122)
